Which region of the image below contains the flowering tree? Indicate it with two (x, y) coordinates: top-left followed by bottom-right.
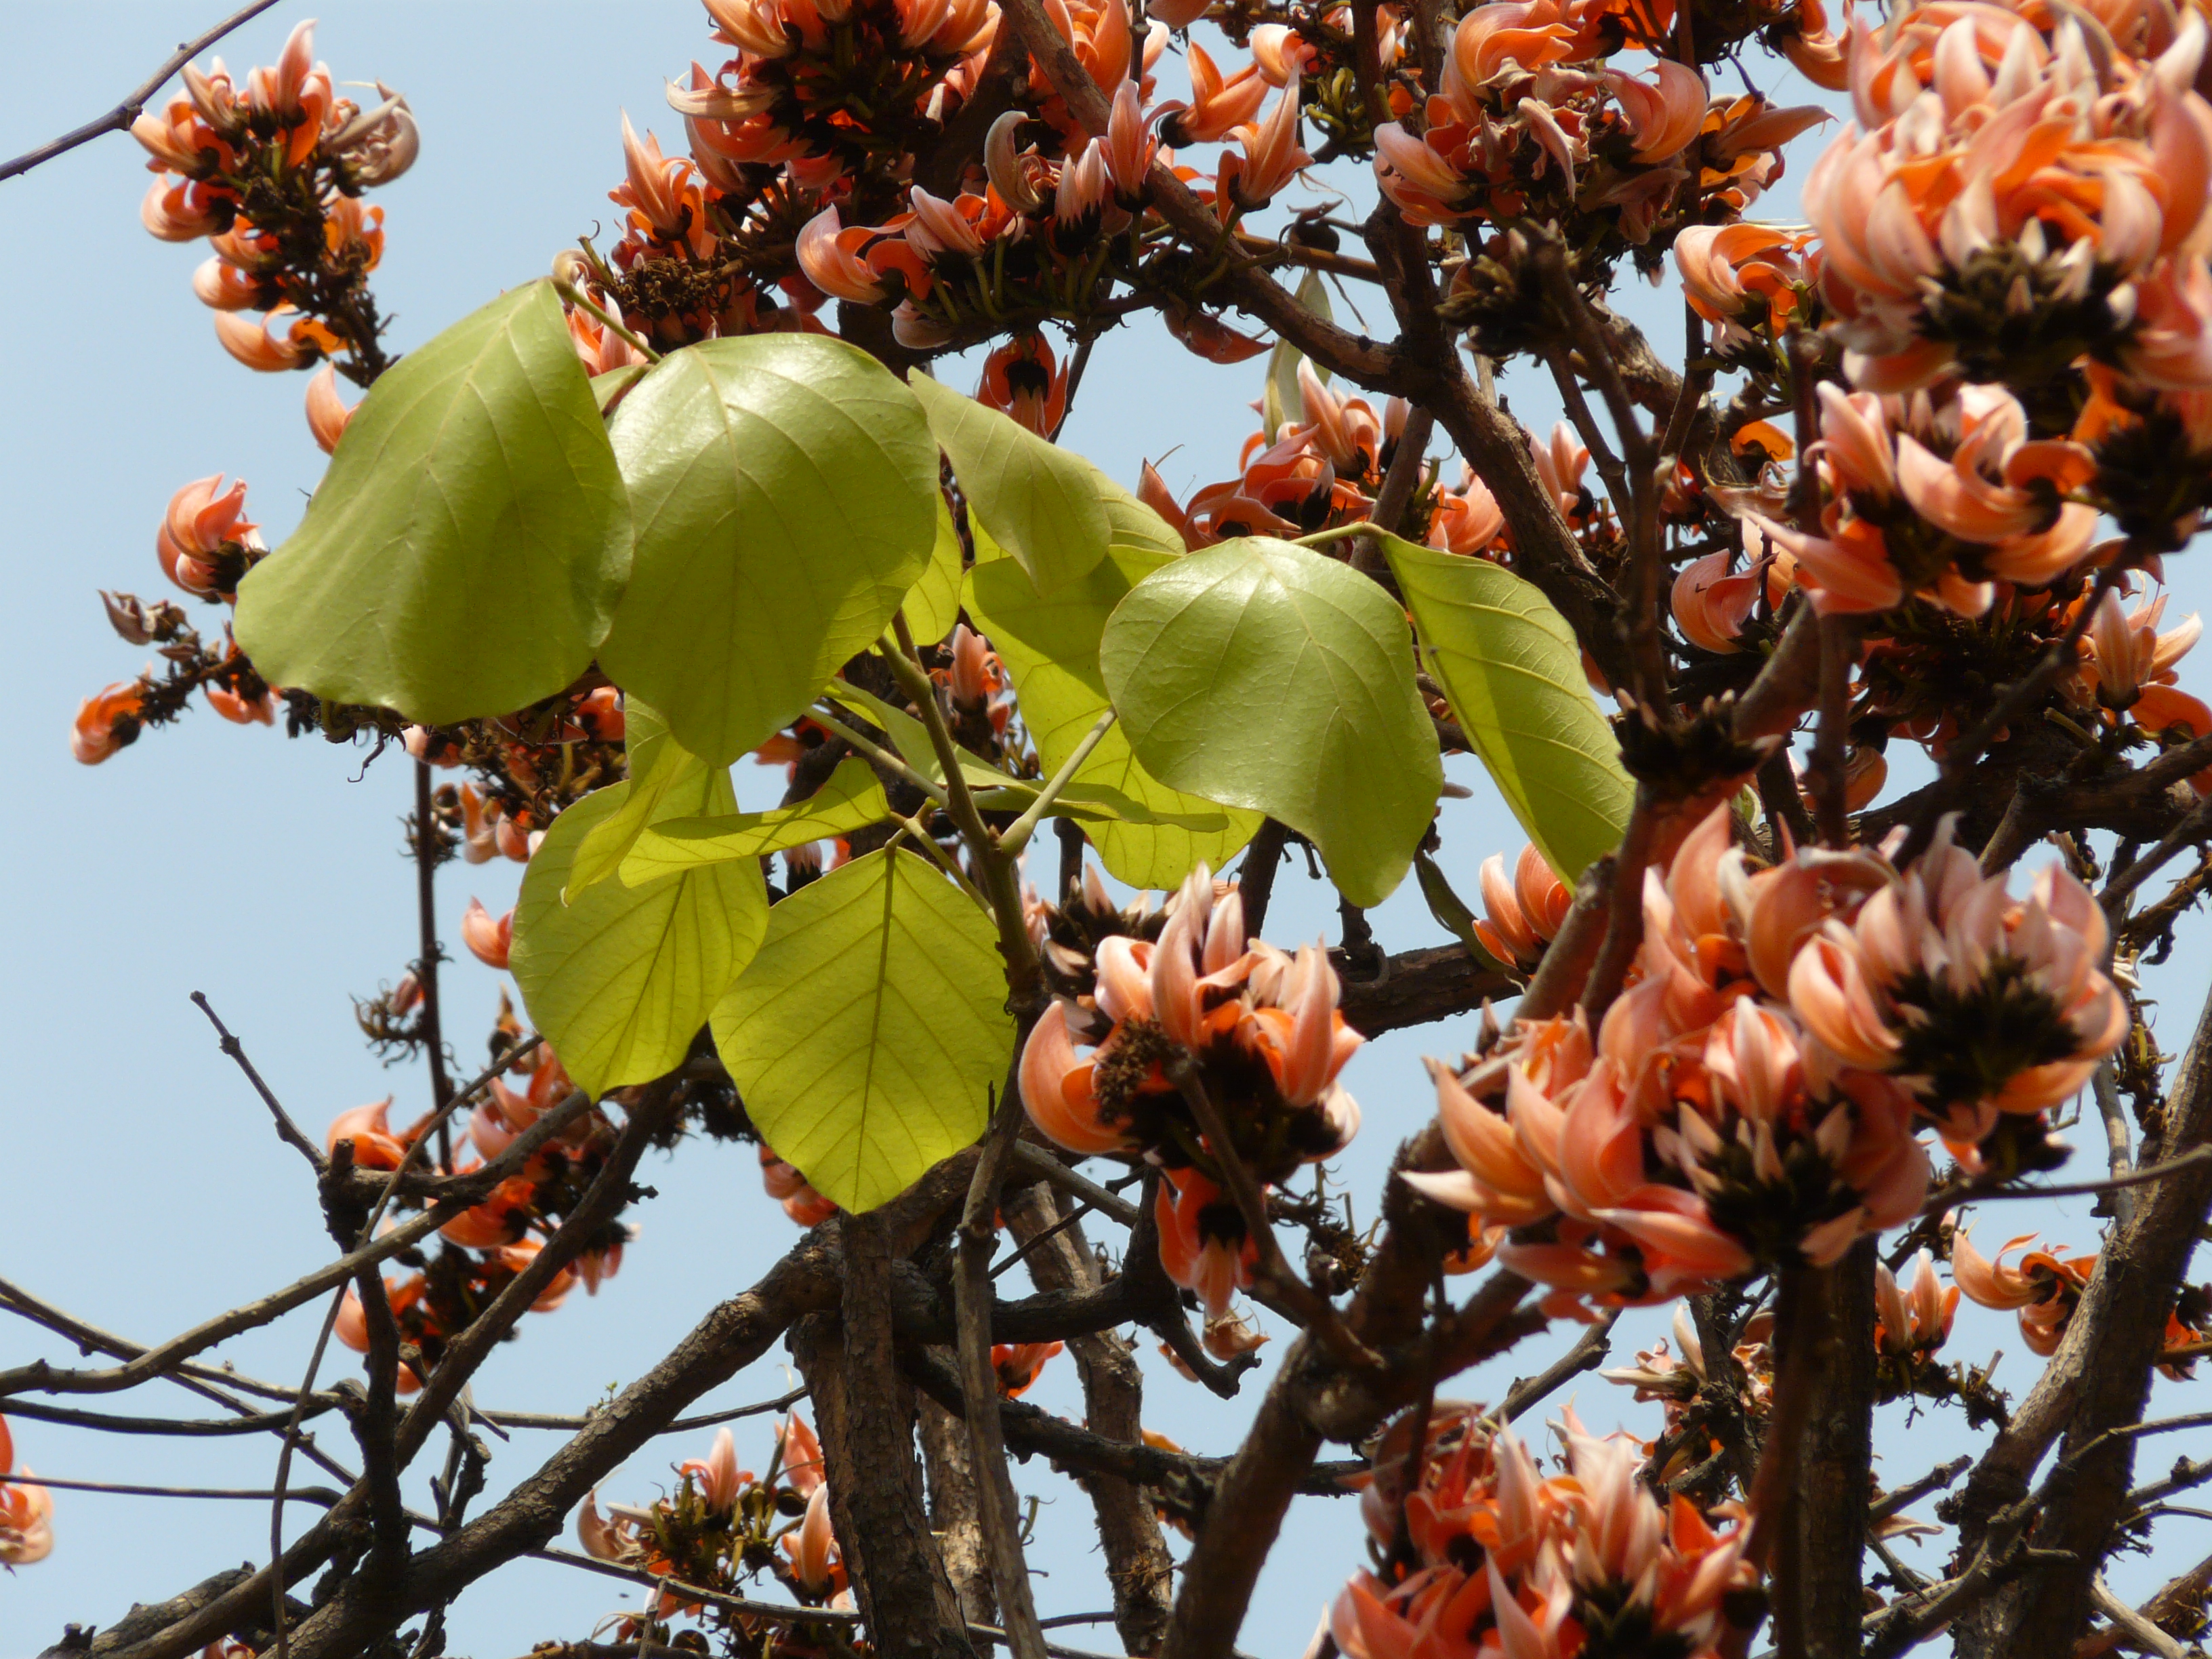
(9, 1), (2212, 1657)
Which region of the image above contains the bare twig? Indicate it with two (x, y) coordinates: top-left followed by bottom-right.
(191, 991), (327, 1173)
(0, 0), (287, 183)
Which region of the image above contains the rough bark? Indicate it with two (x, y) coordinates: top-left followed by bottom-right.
(796, 1210), (977, 1659)
(1776, 1244), (1878, 1659)
(917, 1382), (998, 1627)
(1993, 983), (2212, 1659)
(1004, 1182), (1176, 1656)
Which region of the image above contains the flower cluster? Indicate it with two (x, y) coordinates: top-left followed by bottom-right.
(0, 1416), (52, 1567)
(131, 20), (414, 407)
(326, 1051), (630, 1393)
(1141, 354), (1607, 562)
(1019, 862), (1362, 1319)
(1410, 804), (2129, 1312)
(1806, 4), (2212, 398)
(1332, 1406), (1760, 1659)
(1954, 1227), (2209, 1376)
(577, 1414), (848, 1634)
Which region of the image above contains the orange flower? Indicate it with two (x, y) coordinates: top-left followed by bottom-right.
(462, 898), (514, 970)
(71, 682), (145, 765)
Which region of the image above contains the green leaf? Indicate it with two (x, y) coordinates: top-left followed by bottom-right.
(966, 551), (1259, 890)
(564, 701), (713, 899)
(911, 371), (1110, 595)
(234, 281), (630, 724)
(1097, 476), (1188, 558)
(1379, 533), (1631, 881)
(712, 847), (1012, 1212)
(1263, 270), (1332, 442)
(901, 496), (968, 647)
(1414, 848), (1520, 977)
(592, 364), (649, 411)
(621, 757), (891, 884)
(1099, 537), (1439, 907)
(597, 335), (938, 764)
(512, 759), (768, 1099)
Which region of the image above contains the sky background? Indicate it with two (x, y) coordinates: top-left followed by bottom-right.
(1, 3), (2208, 1655)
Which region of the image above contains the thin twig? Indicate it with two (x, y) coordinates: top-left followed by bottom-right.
(956, 1084), (1052, 1659)
(19, 1473), (346, 1504)
(1000, 709), (1119, 855)
(1921, 1144), (2212, 1211)
(0, 0), (287, 183)
(1870, 1456), (1971, 1525)
(1496, 1308), (1619, 1423)
(412, 758), (456, 1170)
(481, 1386), (807, 1434)
(191, 991), (327, 1173)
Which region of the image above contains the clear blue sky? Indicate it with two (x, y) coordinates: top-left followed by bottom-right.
(1, 4), (2206, 1654)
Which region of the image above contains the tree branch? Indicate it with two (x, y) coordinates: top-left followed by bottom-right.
(0, 0), (287, 183)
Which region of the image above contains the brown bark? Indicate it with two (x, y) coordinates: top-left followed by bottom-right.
(1772, 1245), (1878, 1659)
(1991, 984), (2212, 1659)
(917, 1384), (998, 1626)
(1004, 1183), (1176, 1656)
(795, 1210), (977, 1659)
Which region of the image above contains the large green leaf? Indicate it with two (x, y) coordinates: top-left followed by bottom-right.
(1098, 476), (1187, 558)
(621, 757), (891, 884)
(911, 372), (1110, 596)
(234, 281), (630, 723)
(597, 336), (938, 764)
(1099, 537), (1440, 907)
(512, 760), (768, 1099)
(564, 700), (712, 899)
(901, 496), (968, 647)
(1380, 534), (1630, 880)
(712, 848), (1012, 1211)
(966, 551), (1257, 889)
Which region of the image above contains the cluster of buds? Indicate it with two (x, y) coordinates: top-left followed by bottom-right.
(1019, 863), (1362, 1319)
(1334, 1406), (1761, 1659)
(577, 1414), (848, 1632)
(1602, 1303), (1776, 1486)
(1954, 1227), (2210, 1377)
(131, 20), (414, 415)
(0, 1416), (53, 1567)
(74, 479), (288, 764)
(1410, 804), (2129, 1313)
(326, 1048), (629, 1393)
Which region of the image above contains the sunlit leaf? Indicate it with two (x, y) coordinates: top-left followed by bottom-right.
(564, 701), (710, 899)
(911, 371), (1110, 595)
(1099, 537), (1439, 907)
(621, 757), (891, 884)
(821, 681), (1010, 793)
(591, 364), (649, 411)
(901, 495), (968, 647)
(712, 848), (1012, 1212)
(966, 550), (1259, 890)
(1380, 534), (1630, 881)
(235, 281), (630, 724)
(512, 759), (768, 1099)
(597, 335), (937, 764)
